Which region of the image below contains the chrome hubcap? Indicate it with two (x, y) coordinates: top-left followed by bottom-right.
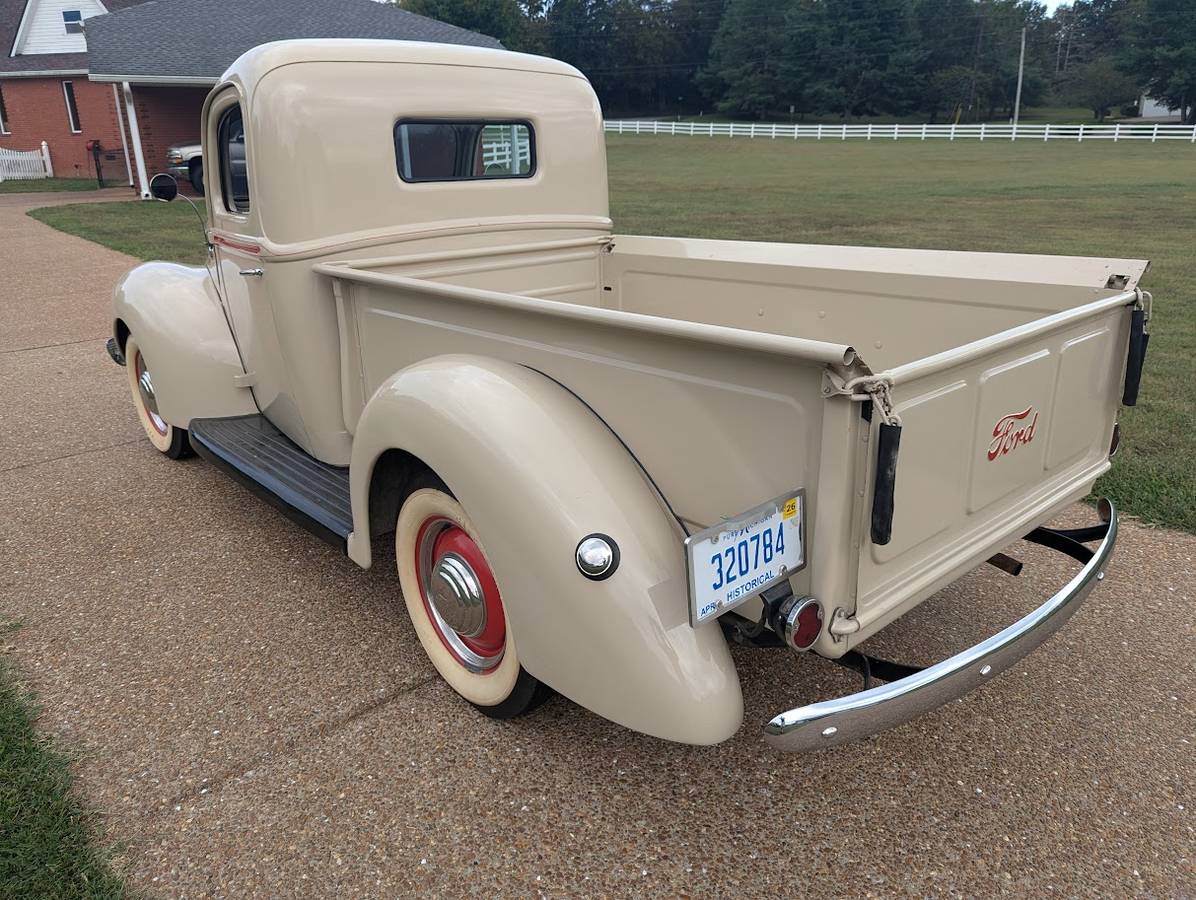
(416, 517), (505, 673)
(428, 551), (486, 637)
(135, 353), (168, 436)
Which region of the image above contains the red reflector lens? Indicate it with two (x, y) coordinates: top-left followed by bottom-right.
(788, 600), (823, 651)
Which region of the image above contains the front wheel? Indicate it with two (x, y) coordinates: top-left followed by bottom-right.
(395, 472), (550, 719)
(124, 336), (192, 459)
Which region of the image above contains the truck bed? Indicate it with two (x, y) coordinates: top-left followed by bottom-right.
(315, 233), (1145, 651)
(340, 234), (1147, 370)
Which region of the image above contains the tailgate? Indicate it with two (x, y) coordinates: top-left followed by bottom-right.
(849, 291), (1138, 640)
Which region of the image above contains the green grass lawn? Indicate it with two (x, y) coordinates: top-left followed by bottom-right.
(0, 177), (101, 194)
(29, 138), (1196, 532)
(29, 199), (208, 264)
(0, 628), (127, 899)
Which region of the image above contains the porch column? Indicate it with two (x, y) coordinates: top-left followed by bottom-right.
(121, 82), (150, 198)
(111, 83), (134, 187)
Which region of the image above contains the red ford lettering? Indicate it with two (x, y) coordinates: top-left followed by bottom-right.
(988, 406), (1039, 460)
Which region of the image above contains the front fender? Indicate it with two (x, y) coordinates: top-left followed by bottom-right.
(113, 261), (256, 427)
(349, 355), (743, 746)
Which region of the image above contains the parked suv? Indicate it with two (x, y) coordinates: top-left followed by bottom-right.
(166, 141), (203, 194)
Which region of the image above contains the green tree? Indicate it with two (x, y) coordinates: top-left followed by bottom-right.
(666, 0), (729, 111)
(699, 0), (797, 119)
(1052, 0), (1132, 75)
(925, 64), (975, 121)
(399, 0), (526, 48)
(814, 0), (923, 119)
(1060, 56), (1140, 120)
(1125, 0), (1196, 123)
(969, 0), (1050, 121)
(540, 0), (691, 115)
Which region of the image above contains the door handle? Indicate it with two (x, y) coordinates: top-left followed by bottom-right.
(239, 268), (263, 278)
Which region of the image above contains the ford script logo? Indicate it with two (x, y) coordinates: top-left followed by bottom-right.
(988, 406), (1039, 460)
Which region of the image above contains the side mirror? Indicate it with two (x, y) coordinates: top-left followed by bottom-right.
(149, 173), (178, 202)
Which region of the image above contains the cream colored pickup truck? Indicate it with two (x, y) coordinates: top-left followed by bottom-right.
(107, 39), (1151, 751)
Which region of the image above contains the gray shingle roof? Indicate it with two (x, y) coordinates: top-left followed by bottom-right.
(84, 0), (502, 81)
(0, 0), (147, 76)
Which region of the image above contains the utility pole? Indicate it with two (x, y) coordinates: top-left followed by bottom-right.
(1012, 25), (1026, 138)
(966, 2), (985, 121)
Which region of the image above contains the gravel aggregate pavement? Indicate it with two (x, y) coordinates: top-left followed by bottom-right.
(1, 199), (1193, 897)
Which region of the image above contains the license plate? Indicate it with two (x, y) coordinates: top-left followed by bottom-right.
(685, 490), (806, 626)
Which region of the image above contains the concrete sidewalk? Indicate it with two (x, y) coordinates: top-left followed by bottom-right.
(1, 201), (1192, 897)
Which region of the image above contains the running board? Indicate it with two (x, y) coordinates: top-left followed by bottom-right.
(188, 414), (352, 551)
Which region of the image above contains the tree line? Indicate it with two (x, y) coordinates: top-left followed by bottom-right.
(397, 0), (1196, 124)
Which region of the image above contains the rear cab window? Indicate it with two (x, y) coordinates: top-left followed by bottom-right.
(395, 121), (534, 183)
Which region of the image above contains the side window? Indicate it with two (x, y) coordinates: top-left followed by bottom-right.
(218, 105), (250, 214)
(394, 121), (534, 183)
(62, 81), (81, 133)
(62, 10), (83, 33)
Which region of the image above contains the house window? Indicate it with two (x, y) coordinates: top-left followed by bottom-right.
(394, 121), (535, 183)
(62, 10), (83, 34)
(218, 105), (250, 214)
(0, 86), (9, 135)
(62, 81), (81, 133)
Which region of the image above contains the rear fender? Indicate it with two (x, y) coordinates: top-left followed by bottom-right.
(348, 355), (743, 746)
(113, 261), (256, 427)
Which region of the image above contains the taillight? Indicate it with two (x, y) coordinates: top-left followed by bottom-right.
(778, 597), (823, 651)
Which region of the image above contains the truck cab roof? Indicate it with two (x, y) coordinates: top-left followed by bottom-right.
(222, 38), (588, 97)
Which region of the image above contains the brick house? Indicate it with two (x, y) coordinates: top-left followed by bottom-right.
(0, 0), (500, 194)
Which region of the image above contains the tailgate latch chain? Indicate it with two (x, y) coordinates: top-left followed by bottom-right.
(822, 371), (902, 426)
(863, 379), (902, 428)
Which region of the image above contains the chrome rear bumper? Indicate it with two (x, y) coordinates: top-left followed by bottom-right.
(764, 499), (1117, 751)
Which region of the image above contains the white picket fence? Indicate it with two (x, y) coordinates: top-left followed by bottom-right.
(605, 120), (1196, 143)
(0, 141), (53, 180)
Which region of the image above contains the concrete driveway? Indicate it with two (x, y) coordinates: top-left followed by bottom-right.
(1, 198), (1193, 897)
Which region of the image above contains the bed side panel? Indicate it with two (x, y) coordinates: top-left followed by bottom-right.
(344, 278), (831, 605)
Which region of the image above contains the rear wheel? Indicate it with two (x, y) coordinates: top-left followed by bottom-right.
(395, 472), (550, 718)
(189, 159), (204, 195)
(124, 336), (192, 459)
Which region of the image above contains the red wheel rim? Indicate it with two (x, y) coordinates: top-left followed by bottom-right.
(415, 516), (506, 672)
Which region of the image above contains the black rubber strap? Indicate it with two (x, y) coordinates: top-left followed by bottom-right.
(870, 422), (902, 545)
(1122, 307), (1149, 407)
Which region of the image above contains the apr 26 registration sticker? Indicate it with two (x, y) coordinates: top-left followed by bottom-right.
(685, 490), (806, 626)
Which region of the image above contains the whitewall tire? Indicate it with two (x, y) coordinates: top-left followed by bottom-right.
(124, 336), (192, 459)
(395, 473), (550, 718)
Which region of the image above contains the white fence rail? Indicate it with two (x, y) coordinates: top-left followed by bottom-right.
(0, 141), (53, 180)
(605, 120), (1196, 143)
(481, 125), (533, 171)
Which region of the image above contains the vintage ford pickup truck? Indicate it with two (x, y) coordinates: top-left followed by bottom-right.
(107, 40), (1150, 751)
